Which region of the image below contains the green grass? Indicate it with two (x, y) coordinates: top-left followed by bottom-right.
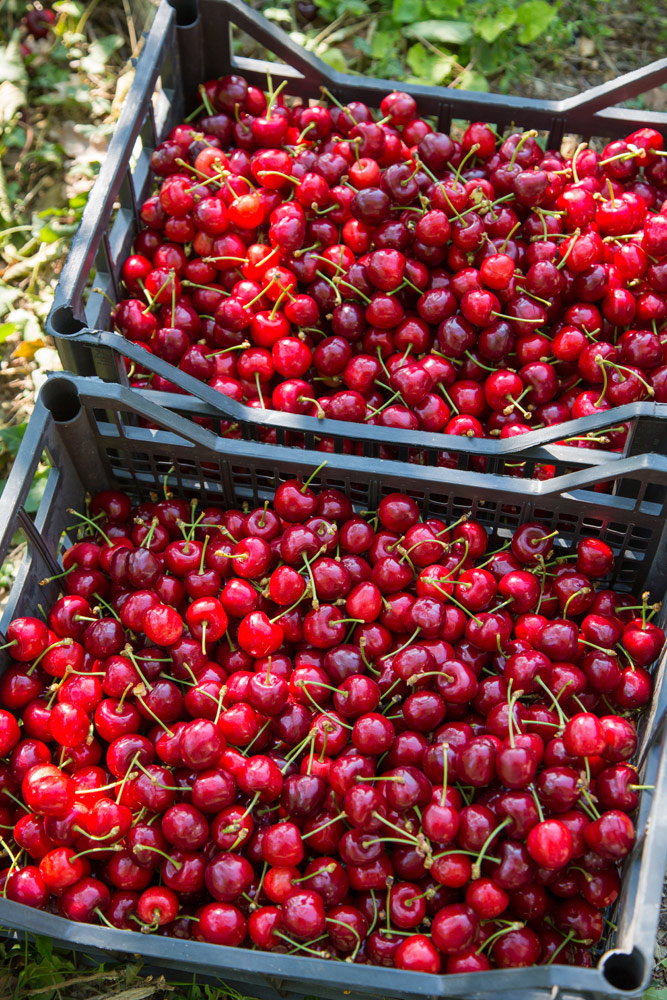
(0, 932), (263, 1000)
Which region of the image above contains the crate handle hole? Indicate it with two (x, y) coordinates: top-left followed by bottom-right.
(600, 948), (646, 992)
(49, 305), (87, 338)
(41, 380), (81, 423)
(168, 0), (199, 26)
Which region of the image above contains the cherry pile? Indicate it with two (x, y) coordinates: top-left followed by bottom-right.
(109, 74), (667, 463)
(0, 480), (663, 974)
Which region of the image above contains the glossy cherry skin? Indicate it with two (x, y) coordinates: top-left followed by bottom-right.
(431, 903), (479, 954)
(22, 765), (74, 817)
(204, 852), (254, 902)
(281, 889), (326, 939)
(197, 902), (247, 946)
(59, 877), (111, 922)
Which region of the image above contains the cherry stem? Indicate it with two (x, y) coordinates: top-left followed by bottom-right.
(270, 594), (307, 623)
(27, 637), (73, 675)
(73, 824), (121, 843)
(478, 538), (513, 568)
(276, 930), (330, 958)
(244, 718), (271, 755)
(203, 255), (248, 265)
(465, 350), (496, 373)
(282, 730), (316, 767)
(600, 358), (655, 398)
(579, 786), (601, 819)
(562, 586), (592, 617)
(505, 388), (532, 419)
(300, 460), (328, 493)
(453, 142), (481, 185)
(406, 670), (453, 687)
(265, 78), (288, 115)
(380, 677), (405, 705)
(440, 742), (449, 808)
(433, 583), (484, 626)
(66, 508), (111, 545)
(433, 846), (498, 861)
(571, 693), (589, 714)
(372, 811), (420, 845)
(403, 537), (449, 558)
(76, 778), (122, 796)
(241, 792), (261, 820)
(140, 516), (159, 550)
(546, 929), (576, 965)
(302, 812), (345, 839)
(70, 845), (123, 861)
(477, 921), (524, 954)
(0, 836), (19, 869)
(529, 782), (545, 822)
(439, 384), (459, 414)
(366, 390), (402, 418)
(499, 220), (522, 254)
(256, 170), (297, 185)
(509, 130), (538, 168)
(94, 593), (121, 622)
(115, 751), (142, 804)
(556, 229), (581, 271)
(506, 680), (518, 749)
(534, 674), (569, 728)
(298, 395), (326, 419)
(297, 681), (353, 729)
(305, 735), (316, 774)
(93, 906), (116, 929)
(387, 627), (422, 659)
(122, 646), (152, 689)
(92, 284), (119, 309)
(471, 817), (512, 880)
(570, 142), (587, 184)
(136, 843), (183, 868)
(39, 565), (75, 585)
(143, 271), (176, 314)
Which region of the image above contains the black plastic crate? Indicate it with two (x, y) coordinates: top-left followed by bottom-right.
(1, 372), (667, 999)
(45, 0), (667, 473)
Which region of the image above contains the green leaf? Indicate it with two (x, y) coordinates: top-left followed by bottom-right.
(0, 282), (21, 319)
(0, 424), (26, 458)
(643, 988), (667, 1000)
(69, 192), (89, 210)
(371, 29), (396, 59)
(263, 7), (293, 24)
(425, 0), (461, 14)
(456, 68), (489, 91)
(406, 41), (455, 83)
(25, 470), (48, 514)
(79, 34), (124, 75)
(0, 323), (16, 344)
(39, 225), (60, 244)
(53, 1), (86, 17)
(33, 936), (53, 960)
(0, 30), (28, 85)
(319, 47), (349, 73)
(0, 81), (25, 126)
(405, 19), (473, 44)
(476, 8), (516, 43)
(392, 0), (423, 23)
(516, 0), (556, 43)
